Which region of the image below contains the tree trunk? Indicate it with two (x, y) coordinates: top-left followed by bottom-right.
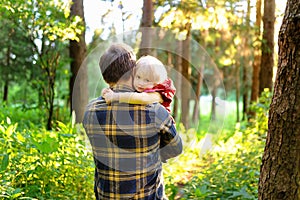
(173, 40), (182, 122)
(192, 65), (204, 122)
(4, 44), (10, 102)
(250, 0), (262, 103)
(258, 0), (300, 199)
(259, 0), (275, 94)
(181, 22), (191, 128)
(242, 0), (252, 120)
(242, 59), (249, 121)
(249, 0), (262, 119)
(70, 0), (88, 123)
(138, 0), (153, 57)
(192, 36), (206, 123)
(242, 63), (249, 120)
(46, 79), (55, 130)
(43, 53), (59, 130)
(235, 61), (240, 123)
(3, 81), (8, 102)
(211, 87), (216, 121)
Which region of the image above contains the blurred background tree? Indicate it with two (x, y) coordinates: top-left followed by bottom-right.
(0, 0), (286, 130)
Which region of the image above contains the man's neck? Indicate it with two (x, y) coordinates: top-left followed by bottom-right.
(111, 78), (134, 90)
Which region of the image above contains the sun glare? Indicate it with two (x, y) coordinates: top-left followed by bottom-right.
(84, 0), (142, 42)
(84, 0), (287, 43)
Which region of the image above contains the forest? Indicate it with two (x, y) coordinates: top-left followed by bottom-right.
(1, 0), (299, 199)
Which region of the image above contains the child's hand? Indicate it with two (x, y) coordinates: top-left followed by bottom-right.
(101, 88), (115, 103)
(101, 88), (112, 96)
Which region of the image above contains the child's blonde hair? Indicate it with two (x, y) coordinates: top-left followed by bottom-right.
(136, 55), (167, 84)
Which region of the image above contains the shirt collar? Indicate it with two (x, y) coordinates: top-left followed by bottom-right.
(112, 84), (135, 92)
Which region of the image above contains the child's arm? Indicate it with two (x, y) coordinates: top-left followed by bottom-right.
(102, 88), (162, 104)
(118, 92), (163, 104)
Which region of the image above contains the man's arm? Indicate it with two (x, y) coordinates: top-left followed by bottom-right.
(155, 106), (183, 162)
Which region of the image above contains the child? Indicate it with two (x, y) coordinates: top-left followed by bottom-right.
(102, 55), (176, 113)
(102, 55), (177, 163)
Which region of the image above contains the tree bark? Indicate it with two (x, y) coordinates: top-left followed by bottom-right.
(172, 40), (182, 122)
(192, 33), (207, 123)
(70, 0), (88, 123)
(235, 61), (240, 123)
(3, 81), (8, 102)
(211, 87), (216, 121)
(192, 64), (204, 122)
(4, 44), (11, 102)
(249, 0), (262, 119)
(258, 0), (300, 199)
(181, 22), (191, 128)
(138, 0), (153, 57)
(250, 0), (262, 103)
(242, 0), (252, 120)
(259, 0), (275, 94)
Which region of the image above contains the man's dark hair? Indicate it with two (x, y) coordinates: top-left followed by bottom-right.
(99, 43), (136, 84)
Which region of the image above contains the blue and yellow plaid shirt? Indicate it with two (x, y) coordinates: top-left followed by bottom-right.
(83, 84), (182, 200)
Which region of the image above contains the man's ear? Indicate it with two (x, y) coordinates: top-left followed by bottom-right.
(107, 82), (115, 89)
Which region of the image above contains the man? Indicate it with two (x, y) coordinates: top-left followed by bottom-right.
(83, 43), (182, 200)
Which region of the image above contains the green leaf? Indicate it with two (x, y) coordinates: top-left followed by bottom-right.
(4, 124), (17, 138)
(11, 188), (22, 198)
(0, 125), (5, 133)
(16, 132), (26, 143)
(1, 154), (10, 171)
(228, 187), (252, 199)
(31, 137), (59, 154)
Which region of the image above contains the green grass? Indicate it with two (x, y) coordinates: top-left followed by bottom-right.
(195, 97), (243, 141)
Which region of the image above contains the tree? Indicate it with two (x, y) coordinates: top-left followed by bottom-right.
(1, 0), (83, 129)
(138, 0), (154, 57)
(259, 0), (275, 94)
(157, 0), (200, 127)
(241, 0), (252, 120)
(69, 0), (88, 123)
(258, 0), (300, 198)
(0, 6), (34, 103)
(181, 21), (192, 126)
(250, 0), (262, 103)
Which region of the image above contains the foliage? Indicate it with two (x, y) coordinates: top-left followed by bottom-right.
(0, 0), (84, 129)
(0, 118), (94, 199)
(0, 17), (34, 99)
(164, 131), (264, 199)
(180, 132), (264, 199)
(0, 90), (272, 199)
(0, 99), (71, 131)
(247, 88), (272, 138)
(0, 103), (45, 130)
(163, 90), (271, 199)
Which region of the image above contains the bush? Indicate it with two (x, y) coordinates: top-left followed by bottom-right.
(0, 103), (46, 130)
(0, 90), (272, 199)
(0, 119), (94, 199)
(163, 90), (271, 199)
(180, 132), (264, 199)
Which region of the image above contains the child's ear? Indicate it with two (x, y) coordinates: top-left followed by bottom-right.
(132, 67), (137, 75)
